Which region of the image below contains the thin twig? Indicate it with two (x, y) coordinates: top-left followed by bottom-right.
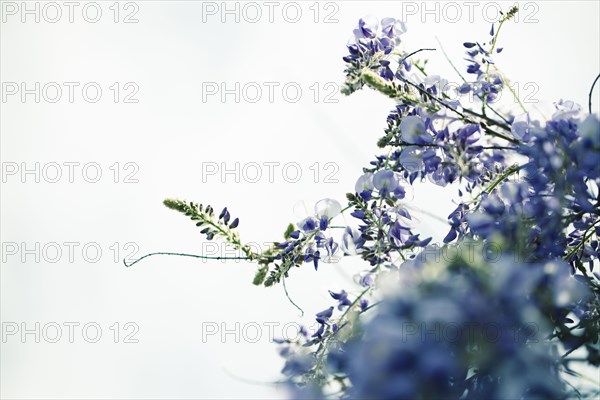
(397, 141), (515, 151)
(398, 48), (436, 66)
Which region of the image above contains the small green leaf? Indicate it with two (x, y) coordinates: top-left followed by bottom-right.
(253, 266), (268, 286)
(283, 223), (295, 239)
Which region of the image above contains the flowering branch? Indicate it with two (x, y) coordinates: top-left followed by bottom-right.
(143, 9), (600, 399)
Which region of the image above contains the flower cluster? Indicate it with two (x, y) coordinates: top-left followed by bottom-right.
(383, 113), (509, 190)
(341, 17), (407, 95)
(326, 254), (588, 400)
(273, 10), (599, 398)
(458, 6), (518, 104)
(262, 199), (343, 284)
(277, 286), (371, 389)
(157, 7), (600, 399)
(346, 189), (431, 269)
(162, 199), (250, 256)
(447, 111), (600, 269)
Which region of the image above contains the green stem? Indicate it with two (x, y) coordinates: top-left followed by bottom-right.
(435, 36), (466, 82)
(483, 163), (520, 195)
(564, 219), (600, 261)
(484, 16), (505, 83)
(339, 204), (353, 215)
(312, 287), (371, 380)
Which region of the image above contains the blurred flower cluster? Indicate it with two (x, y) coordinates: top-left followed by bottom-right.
(324, 254), (585, 399)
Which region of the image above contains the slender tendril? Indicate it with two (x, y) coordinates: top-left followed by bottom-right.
(123, 252), (250, 268)
(588, 72), (600, 114)
(282, 274), (304, 316)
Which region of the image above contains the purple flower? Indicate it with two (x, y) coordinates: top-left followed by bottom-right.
(319, 215), (329, 231)
(315, 306), (334, 326)
(359, 299), (369, 311)
(299, 217), (319, 233)
(353, 16), (379, 39)
(373, 169), (400, 195)
(355, 173), (374, 193)
(400, 116), (432, 144)
(358, 272), (374, 287)
(481, 194), (505, 216)
(329, 290), (352, 310)
(552, 99), (581, 120)
(466, 212), (495, 237)
(381, 17), (406, 40)
(399, 148), (423, 173)
(341, 227), (364, 255)
(389, 220), (410, 247)
(314, 198), (342, 219)
(322, 237), (340, 262)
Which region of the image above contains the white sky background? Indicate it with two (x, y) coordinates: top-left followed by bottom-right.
(1, 1), (599, 398)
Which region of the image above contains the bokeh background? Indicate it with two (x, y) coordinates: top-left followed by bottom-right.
(1, 1), (599, 398)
